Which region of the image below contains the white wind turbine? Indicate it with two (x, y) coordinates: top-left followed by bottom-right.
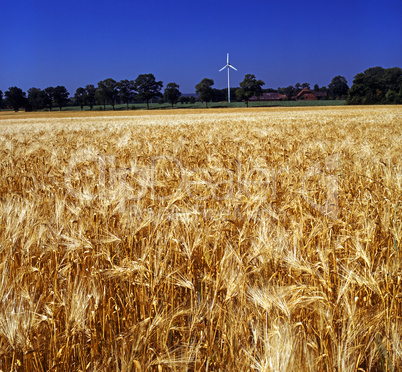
(219, 53), (237, 103)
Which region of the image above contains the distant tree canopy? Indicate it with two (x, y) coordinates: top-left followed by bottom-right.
(236, 74), (265, 107)
(96, 79), (118, 110)
(44, 87), (55, 111)
(195, 78), (214, 107)
(53, 86), (69, 111)
(2, 66), (401, 111)
(74, 87), (86, 110)
(328, 76), (349, 99)
(347, 67), (402, 105)
(85, 84), (96, 110)
(5, 87), (26, 112)
(278, 85), (297, 100)
(118, 80), (135, 109)
(212, 88), (227, 102)
(27, 88), (47, 111)
(133, 74), (163, 110)
(164, 82), (181, 108)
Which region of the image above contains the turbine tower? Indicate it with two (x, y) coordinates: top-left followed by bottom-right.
(219, 53), (237, 103)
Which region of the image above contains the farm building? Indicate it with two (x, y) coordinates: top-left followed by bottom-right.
(292, 88), (327, 101)
(249, 92), (287, 101)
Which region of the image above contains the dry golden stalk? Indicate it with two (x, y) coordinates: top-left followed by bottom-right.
(0, 106), (400, 371)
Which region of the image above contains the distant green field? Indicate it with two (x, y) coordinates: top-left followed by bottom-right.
(0, 100), (346, 113)
(58, 99), (346, 111)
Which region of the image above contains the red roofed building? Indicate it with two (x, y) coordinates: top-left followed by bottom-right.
(292, 88), (328, 101)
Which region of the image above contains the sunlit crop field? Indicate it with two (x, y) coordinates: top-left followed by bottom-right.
(0, 106), (401, 371)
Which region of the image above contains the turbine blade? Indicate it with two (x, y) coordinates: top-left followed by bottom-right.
(227, 53), (229, 64)
(229, 65), (237, 71)
(219, 66), (227, 72)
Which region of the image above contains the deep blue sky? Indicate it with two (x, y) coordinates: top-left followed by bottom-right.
(1, 0), (401, 94)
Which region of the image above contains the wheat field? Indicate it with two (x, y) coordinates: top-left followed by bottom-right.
(0, 106), (400, 371)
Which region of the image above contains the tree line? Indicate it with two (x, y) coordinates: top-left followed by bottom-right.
(346, 67), (402, 105)
(0, 66), (400, 112)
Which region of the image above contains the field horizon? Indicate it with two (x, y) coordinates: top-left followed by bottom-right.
(0, 103), (394, 121)
(0, 99), (348, 116)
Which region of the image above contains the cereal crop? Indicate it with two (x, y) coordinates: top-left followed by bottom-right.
(0, 106), (400, 371)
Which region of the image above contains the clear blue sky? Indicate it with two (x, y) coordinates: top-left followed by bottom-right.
(1, 0), (401, 94)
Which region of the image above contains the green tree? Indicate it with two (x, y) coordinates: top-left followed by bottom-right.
(328, 75), (349, 99)
(95, 85), (107, 110)
(164, 82), (181, 108)
(383, 67), (402, 103)
(53, 86), (69, 111)
(74, 87), (86, 110)
(195, 78), (214, 108)
(118, 80), (135, 109)
(5, 86), (26, 112)
(385, 89), (398, 103)
(0, 90), (3, 110)
(85, 85), (96, 110)
(235, 74), (265, 107)
(347, 66), (402, 104)
(27, 88), (47, 111)
(278, 85), (297, 100)
(133, 74), (163, 110)
(105, 78), (119, 110)
(212, 88), (227, 102)
(301, 82), (310, 89)
(44, 87), (55, 111)
(347, 79), (368, 105)
(96, 79), (119, 110)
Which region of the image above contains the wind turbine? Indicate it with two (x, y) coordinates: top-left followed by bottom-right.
(219, 53), (237, 103)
